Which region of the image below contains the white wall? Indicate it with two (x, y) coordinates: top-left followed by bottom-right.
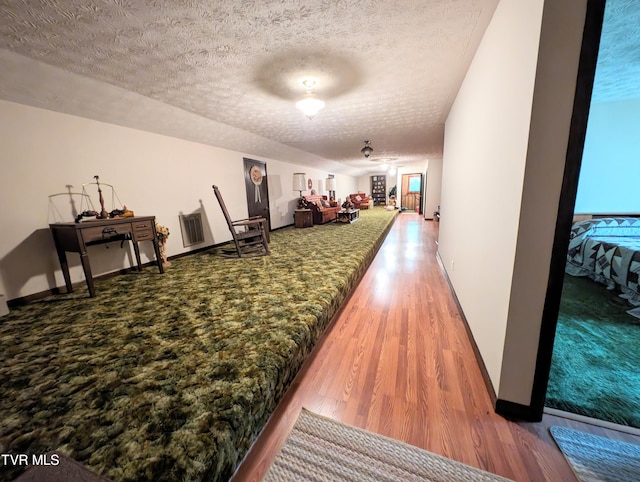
(328, 175), (358, 207)
(0, 100), (352, 300)
(439, 0), (587, 404)
(499, 0), (588, 405)
(424, 158), (442, 220)
(575, 98), (640, 213)
(439, 0), (543, 393)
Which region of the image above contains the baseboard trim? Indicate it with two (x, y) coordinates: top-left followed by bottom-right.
(435, 251), (497, 406)
(7, 259), (165, 307)
(7, 240), (229, 307)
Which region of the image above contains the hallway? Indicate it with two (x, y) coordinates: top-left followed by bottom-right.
(234, 213), (636, 481)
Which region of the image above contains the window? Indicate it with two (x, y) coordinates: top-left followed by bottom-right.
(408, 175), (421, 193)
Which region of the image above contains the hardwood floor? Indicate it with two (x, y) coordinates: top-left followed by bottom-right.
(232, 213), (640, 482)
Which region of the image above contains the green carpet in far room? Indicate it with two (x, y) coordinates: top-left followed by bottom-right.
(546, 274), (640, 428)
(0, 208), (397, 482)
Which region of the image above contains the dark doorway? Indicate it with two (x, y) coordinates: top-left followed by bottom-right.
(243, 158), (271, 231)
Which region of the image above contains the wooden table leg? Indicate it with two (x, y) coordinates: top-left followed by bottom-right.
(57, 250), (73, 294)
(79, 251), (96, 297)
(132, 241), (143, 271)
(153, 239), (165, 274)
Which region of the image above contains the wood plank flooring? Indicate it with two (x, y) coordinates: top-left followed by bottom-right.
(232, 213), (640, 482)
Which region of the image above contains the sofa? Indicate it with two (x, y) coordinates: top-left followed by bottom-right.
(349, 193), (371, 210)
(304, 195), (341, 224)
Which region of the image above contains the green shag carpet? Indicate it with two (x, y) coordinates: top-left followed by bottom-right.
(0, 208), (397, 482)
(546, 274), (640, 428)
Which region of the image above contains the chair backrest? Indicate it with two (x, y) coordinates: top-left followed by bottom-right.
(212, 185), (235, 233)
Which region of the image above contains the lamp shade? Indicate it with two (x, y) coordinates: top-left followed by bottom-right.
(325, 178), (336, 191)
(292, 173), (307, 192)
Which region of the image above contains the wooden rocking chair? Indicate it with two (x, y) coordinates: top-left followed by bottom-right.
(212, 185), (270, 258)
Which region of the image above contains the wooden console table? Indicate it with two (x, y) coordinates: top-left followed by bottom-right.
(49, 216), (164, 297)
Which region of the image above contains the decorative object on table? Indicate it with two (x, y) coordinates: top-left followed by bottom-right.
(109, 206), (134, 218)
(94, 175), (109, 219)
(75, 207), (134, 223)
(326, 177), (336, 201)
(76, 177), (130, 222)
(264, 408), (513, 481)
(74, 210), (99, 223)
(342, 198), (354, 210)
(360, 140), (374, 158)
(292, 173), (307, 208)
(550, 425), (640, 482)
(156, 222), (171, 266)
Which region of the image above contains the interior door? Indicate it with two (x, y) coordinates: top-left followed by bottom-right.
(243, 158), (270, 231)
(401, 173), (423, 213)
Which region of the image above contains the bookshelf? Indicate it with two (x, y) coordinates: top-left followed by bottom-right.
(371, 175), (386, 206)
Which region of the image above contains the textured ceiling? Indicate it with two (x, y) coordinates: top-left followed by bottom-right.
(0, 0), (636, 175)
(0, 0), (499, 175)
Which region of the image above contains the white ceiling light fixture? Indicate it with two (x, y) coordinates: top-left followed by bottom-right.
(296, 79), (325, 120)
(389, 163), (397, 175)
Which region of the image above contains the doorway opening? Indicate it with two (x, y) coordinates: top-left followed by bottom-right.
(401, 173), (423, 214)
(545, 0), (640, 430)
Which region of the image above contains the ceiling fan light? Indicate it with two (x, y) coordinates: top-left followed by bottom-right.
(296, 95), (325, 119)
(361, 140), (374, 158)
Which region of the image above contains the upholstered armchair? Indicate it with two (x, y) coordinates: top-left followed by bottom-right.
(348, 193), (371, 210)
